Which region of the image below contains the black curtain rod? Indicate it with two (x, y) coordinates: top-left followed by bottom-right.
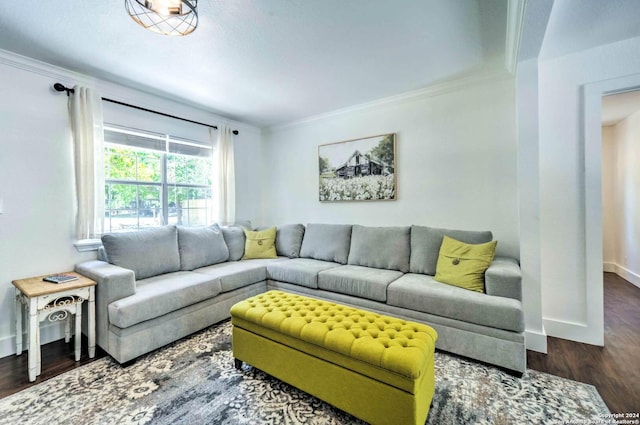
(53, 83), (239, 135)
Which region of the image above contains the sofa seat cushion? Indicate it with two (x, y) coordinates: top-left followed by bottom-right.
(387, 274), (524, 333)
(318, 265), (403, 302)
(267, 258), (342, 289)
(108, 271), (222, 329)
(195, 258), (287, 293)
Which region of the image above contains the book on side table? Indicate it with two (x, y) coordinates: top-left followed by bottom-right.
(43, 274), (79, 284)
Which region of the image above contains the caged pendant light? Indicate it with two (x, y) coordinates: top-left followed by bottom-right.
(125, 0), (198, 36)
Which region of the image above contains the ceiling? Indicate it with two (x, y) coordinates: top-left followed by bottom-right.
(539, 0), (640, 59)
(0, 0), (509, 128)
(2, 1), (640, 128)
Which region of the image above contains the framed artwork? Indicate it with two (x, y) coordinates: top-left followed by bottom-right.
(318, 133), (396, 202)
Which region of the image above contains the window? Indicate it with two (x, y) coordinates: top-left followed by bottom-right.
(103, 125), (213, 232)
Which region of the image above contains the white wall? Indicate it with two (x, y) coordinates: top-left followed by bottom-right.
(260, 76), (543, 340)
(262, 76), (519, 256)
(0, 50), (262, 358)
(602, 112), (640, 288)
(601, 125), (617, 266)
(516, 58), (546, 353)
(538, 35), (640, 344)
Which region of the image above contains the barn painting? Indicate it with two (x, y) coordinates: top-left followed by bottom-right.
(335, 150), (389, 179)
(318, 133), (396, 202)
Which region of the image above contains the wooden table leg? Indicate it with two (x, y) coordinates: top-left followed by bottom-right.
(65, 315), (71, 343)
(15, 288), (22, 356)
(36, 307), (41, 377)
(88, 287), (95, 358)
(28, 298), (37, 382)
(75, 303), (82, 361)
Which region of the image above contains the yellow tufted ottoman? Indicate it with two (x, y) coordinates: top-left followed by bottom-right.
(230, 290), (438, 425)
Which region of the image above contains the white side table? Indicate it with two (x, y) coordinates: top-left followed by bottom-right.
(13, 272), (96, 382)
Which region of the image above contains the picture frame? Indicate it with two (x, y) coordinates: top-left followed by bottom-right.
(318, 133), (396, 202)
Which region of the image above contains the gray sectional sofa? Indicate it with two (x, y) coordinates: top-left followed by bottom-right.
(75, 222), (526, 373)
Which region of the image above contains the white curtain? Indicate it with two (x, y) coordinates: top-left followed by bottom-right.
(211, 125), (235, 225)
(69, 86), (104, 240)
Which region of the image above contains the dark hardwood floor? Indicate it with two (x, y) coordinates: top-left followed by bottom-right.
(0, 335), (106, 399)
(528, 272), (640, 413)
(1, 273), (638, 413)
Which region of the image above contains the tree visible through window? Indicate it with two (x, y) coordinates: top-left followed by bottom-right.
(104, 126), (213, 232)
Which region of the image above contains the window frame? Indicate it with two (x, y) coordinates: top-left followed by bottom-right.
(103, 125), (214, 233)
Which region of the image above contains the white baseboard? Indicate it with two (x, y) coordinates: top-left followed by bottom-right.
(543, 318), (604, 346)
(0, 322), (64, 359)
(0, 336), (15, 359)
(541, 263), (640, 347)
(604, 262), (640, 289)
(525, 328), (547, 353)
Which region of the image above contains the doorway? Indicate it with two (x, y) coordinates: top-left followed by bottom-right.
(582, 75), (640, 346)
(601, 89), (640, 288)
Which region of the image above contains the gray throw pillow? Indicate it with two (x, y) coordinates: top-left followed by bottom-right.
(299, 223), (352, 264)
(101, 225), (181, 280)
(177, 224), (230, 270)
(276, 224), (306, 258)
(221, 225), (246, 261)
(348, 225), (410, 272)
(97, 246), (109, 262)
(410, 225), (493, 275)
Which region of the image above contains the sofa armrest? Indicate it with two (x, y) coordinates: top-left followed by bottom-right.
(75, 260), (136, 353)
(75, 260), (136, 302)
(484, 256), (522, 301)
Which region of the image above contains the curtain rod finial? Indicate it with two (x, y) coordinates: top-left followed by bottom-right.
(53, 83), (74, 96)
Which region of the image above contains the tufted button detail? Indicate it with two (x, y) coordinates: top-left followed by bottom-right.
(233, 290), (437, 380)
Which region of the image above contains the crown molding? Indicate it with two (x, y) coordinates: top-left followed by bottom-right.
(267, 68), (511, 133)
(0, 48), (260, 136)
(505, 0), (527, 74)
(0, 48), (92, 86)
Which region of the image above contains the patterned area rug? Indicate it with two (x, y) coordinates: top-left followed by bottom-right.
(0, 320), (609, 425)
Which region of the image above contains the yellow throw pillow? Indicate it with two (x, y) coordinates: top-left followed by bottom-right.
(434, 235), (497, 293)
(242, 227), (277, 260)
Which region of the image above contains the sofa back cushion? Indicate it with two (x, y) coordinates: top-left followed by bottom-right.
(221, 226), (246, 261)
(276, 224), (306, 258)
(177, 224), (229, 270)
(410, 225), (493, 275)
(347, 225), (410, 272)
(101, 225), (181, 280)
(299, 223), (352, 264)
